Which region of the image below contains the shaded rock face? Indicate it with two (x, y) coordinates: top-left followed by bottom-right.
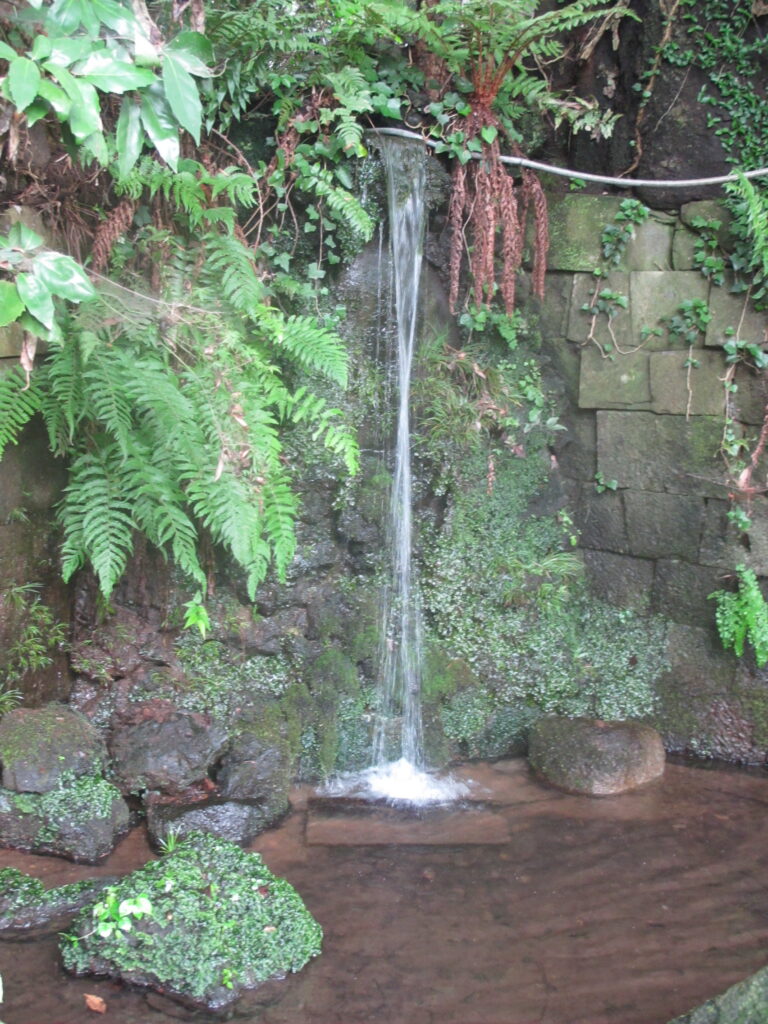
(109, 710), (228, 794)
(528, 717), (665, 796)
(0, 705), (106, 793)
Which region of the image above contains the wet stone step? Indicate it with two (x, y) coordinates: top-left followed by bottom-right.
(305, 796), (511, 846)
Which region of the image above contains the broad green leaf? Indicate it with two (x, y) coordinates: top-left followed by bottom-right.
(75, 51), (155, 93)
(33, 251), (95, 301)
(0, 40), (16, 60)
(165, 32), (213, 76)
(115, 95), (144, 178)
(162, 52), (201, 142)
(47, 70), (102, 140)
(480, 124), (498, 144)
(16, 273), (55, 330)
(140, 85), (179, 170)
(89, 0), (136, 36)
(47, 37), (93, 66)
(37, 78), (71, 120)
(24, 99), (49, 127)
(6, 222), (43, 250)
(133, 25), (160, 68)
(19, 308), (58, 342)
(0, 281), (24, 327)
(8, 56), (41, 112)
(29, 36), (52, 61)
(48, 0), (93, 35)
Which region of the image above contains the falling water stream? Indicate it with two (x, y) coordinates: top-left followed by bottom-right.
(331, 135), (468, 804)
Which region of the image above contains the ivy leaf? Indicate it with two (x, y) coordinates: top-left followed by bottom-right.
(140, 85), (180, 170)
(162, 52), (202, 142)
(115, 95), (144, 178)
(33, 251), (96, 302)
(8, 56), (41, 112)
(15, 273), (55, 330)
(0, 281), (24, 327)
(75, 51), (156, 93)
(165, 32), (213, 77)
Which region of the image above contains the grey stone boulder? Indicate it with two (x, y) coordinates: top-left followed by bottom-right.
(0, 705), (107, 793)
(109, 709), (228, 794)
(529, 717), (665, 796)
(0, 774), (129, 863)
(668, 964), (768, 1023)
(145, 793), (280, 848)
(217, 728), (292, 823)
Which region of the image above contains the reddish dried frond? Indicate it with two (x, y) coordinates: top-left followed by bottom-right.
(91, 199), (137, 274)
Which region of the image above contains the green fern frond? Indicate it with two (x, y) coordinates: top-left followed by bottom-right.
(59, 446), (138, 596)
(0, 365), (42, 458)
(255, 307), (350, 387)
(41, 338), (83, 453)
(710, 564), (768, 666)
(202, 232), (267, 314)
(261, 475), (298, 580)
(81, 351), (135, 455)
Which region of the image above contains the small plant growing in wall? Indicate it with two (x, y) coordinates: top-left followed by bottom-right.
(709, 565), (768, 667)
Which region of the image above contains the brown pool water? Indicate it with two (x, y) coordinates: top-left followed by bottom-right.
(1, 759), (767, 1024)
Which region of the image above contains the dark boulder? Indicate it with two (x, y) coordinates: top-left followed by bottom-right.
(109, 708), (228, 794)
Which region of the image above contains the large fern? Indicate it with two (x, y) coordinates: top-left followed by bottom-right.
(0, 366), (42, 458)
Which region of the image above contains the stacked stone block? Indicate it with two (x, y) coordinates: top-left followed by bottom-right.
(539, 193), (768, 762)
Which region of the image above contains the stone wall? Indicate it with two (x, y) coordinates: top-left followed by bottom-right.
(538, 191), (768, 762)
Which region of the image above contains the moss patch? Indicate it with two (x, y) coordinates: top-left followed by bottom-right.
(61, 832), (322, 1011)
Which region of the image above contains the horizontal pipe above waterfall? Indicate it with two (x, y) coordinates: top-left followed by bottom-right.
(368, 126), (768, 190)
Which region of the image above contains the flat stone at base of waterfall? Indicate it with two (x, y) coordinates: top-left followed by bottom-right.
(305, 797), (510, 845)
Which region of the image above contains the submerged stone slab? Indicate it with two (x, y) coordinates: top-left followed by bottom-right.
(528, 717), (665, 796)
(305, 796), (511, 846)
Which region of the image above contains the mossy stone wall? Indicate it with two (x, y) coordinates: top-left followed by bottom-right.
(539, 191), (768, 762)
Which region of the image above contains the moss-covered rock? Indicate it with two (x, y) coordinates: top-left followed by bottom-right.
(529, 717), (665, 795)
(0, 867), (115, 937)
(0, 772), (129, 862)
(0, 705), (106, 793)
(61, 832), (322, 1012)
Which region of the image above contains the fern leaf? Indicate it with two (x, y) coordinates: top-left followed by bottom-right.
(0, 365), (42, 458)
(255, 307), (350, 387)
(59, 446), (137, 596)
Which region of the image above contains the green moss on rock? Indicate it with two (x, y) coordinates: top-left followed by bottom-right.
(61, 832), (322, 1012)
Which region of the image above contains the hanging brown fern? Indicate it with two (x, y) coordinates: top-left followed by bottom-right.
(419, 0), (629, 314)
(91, 199), (138, 274)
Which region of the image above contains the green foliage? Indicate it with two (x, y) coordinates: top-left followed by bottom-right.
(710, 564), (768, 667)
(60, 832), (322, 1003)
(90, 890), (152, 940)
(422, 449), (668, 734)
(600, 199), (649, 266)
(0, 0), (213, 172)
(1, 583), (66, 694)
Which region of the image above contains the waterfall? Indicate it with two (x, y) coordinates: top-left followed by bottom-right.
(324, 135), (469, 804)
(372, 134), (427, 770)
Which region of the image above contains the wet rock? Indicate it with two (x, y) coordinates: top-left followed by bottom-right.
(145, 793), (280, 847)
(528, 717), (665, 795)
(669, 964), (768, 1023)
(217, 728), (292, 821)
(0, 705), (107, 793)
(0, 774), (129, 863)
(0, 869), (117, 939)
(60, 832), (322, 1013)
(109, 709), (228, 794)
